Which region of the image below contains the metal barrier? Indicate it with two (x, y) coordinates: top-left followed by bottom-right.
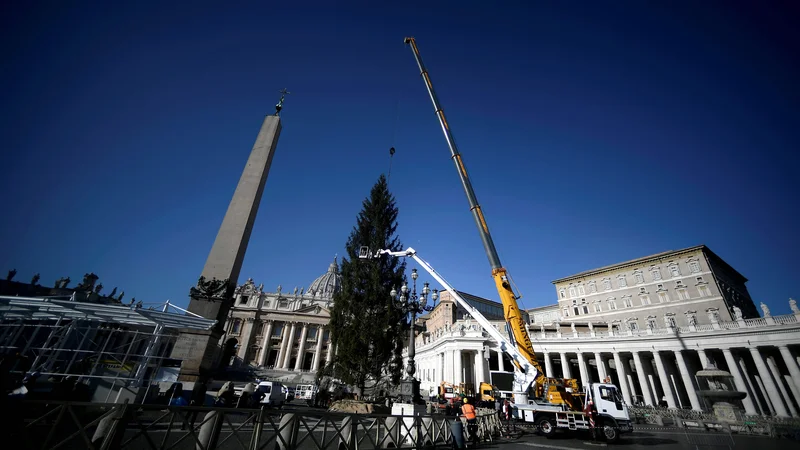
(628, 405), (800, 438)
(4, 400), (502, 450)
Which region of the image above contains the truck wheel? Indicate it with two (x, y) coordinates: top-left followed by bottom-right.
(536, 417), (555, 438)
(602, 424), (619, 443)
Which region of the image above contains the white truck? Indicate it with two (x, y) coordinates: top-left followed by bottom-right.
(295, 384), (318, 406)
(359, 246), (633, 442)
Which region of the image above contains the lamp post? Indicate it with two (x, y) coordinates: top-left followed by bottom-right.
(390, 268), (438, 404)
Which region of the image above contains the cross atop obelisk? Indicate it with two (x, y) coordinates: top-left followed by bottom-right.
(275, 88), (290, 116)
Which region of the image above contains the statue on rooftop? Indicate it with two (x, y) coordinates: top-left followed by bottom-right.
(760, 302), (771, 318)
(732, 305), (743, 320)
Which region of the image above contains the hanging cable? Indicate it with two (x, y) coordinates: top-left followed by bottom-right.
(388, 146), (396, 182)
(387, 96), (400, 183)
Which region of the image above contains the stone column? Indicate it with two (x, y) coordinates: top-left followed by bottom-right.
(767, 356), (797, 417)
(497, 350), (505, 372)
(294, 324), (309, 371)
(544, 352), (553, 378)
(749, 347), (789, 417)
(595, 352), (606, 381)
(560, 352), (571, 378)
(274, 323), (289, 368)
(652, 351), (677, 408)
(755, 375), (776, 415)
(739, 358), (764, 415)
(779, 346), (800, 399)
(282, 322), (297, 369)
(257, 320), (274, 366)
(312, 325), (325, 371)
(237, 318), (255, 361)
(632, 352), (654, 406)
(673, 350), (702, 411)
(325, 333), (333, 364)
(698, 349), (712, 368)
(440, 352), (445, 383)
(474, 351), (486, 385)
(721, 348), (757, 415)
(577, 353), (590, 389)
(453, 350), (463, 384)
(612, 352), (633, 404)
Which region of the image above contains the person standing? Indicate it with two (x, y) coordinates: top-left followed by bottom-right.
(461, 397), (478, 446)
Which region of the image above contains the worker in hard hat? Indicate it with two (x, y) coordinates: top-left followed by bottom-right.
(461, 397), (479, 446)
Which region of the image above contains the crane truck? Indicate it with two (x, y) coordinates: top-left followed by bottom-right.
(400, 38), (632, 441)
(360, 247), (632, 441)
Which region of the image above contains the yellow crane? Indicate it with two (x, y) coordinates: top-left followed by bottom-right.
(403, 37), (581, 408)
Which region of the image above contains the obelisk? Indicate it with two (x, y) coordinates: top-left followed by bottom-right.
(173, 91), (288, 382)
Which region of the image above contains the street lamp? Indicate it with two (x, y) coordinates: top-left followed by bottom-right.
(390, 268), (438, 404)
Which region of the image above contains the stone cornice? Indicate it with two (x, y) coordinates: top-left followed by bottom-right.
(552, 245), (706, 284)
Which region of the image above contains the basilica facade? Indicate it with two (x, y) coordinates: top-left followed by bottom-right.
(221, 257), (342, 383)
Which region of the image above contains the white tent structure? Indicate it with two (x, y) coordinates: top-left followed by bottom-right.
(0, 295), (216, 402)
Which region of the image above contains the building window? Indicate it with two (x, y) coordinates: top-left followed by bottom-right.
(618, 276), (627, 288)
(676, 289), (689, 301)
(675, 280), (684, 287)
(569, 286), (577, 298)
(652, 269), (662, 281)
(656, 283), (664, 290)
(578, 284), (586, 295)
(689, 261), (700, 273)
(666, 316), (676, 328)
(669, 263), (681, 277)
(594, 303), (602, 313)
(609, 300), (618, 310)
(560, 289), (566, 299)
(647, 318), (657, 329)
(640, 295), (651, 306)
(589, 282), (597, 293)
(603, 279), (612, 291)
(658, 292), (669, 303)
(696, 276), (704, 283)
(628, 321), (638, 331)
(634, 272), (645, 284)
(231, 319), (242, 334)
(698, 285), (712, 297)
(623, 297), (633, 308)
(563, 307), (569, 317)
(239, 295), (249, 305)
(639, 287), (647, 294)
(581, 299), (589, 314)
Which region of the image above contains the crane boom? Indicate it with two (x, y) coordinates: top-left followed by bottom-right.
(403, 36), (541, 378)
(368, 247), (538, 399)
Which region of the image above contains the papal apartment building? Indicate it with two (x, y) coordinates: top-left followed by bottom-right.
(225, 245), (800, 418)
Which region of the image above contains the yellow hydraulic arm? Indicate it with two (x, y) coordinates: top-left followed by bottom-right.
(403, 37), (543, 381)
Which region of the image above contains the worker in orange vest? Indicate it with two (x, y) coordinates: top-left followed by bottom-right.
(461, 397), (478, 446)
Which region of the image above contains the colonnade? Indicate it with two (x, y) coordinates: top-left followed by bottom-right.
(229, 318), (332, 372)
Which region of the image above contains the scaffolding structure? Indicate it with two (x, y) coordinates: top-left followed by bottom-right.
(0, 295), (216, 401)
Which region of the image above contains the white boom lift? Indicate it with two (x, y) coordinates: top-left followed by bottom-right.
(360, 246), (633, 443)
(360, 246), (539, 404)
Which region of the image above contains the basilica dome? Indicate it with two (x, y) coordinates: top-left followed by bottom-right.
(307, 256), (342, 299)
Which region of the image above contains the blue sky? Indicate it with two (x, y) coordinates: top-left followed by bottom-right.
(1, 1), (797, 314)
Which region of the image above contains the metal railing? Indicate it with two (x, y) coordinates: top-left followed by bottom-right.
(5, 399), (502, 450)
(628, 405), (800, 439)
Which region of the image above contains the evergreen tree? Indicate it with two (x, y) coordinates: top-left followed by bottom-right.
(325, 174), (407, 393)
